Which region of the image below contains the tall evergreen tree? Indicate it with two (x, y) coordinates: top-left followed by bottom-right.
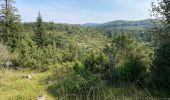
(151, 0), (170, 88)
(35, 12), (45, 47)
(0, 0), (21, 48)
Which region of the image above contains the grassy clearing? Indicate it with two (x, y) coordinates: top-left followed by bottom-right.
(0, 69), (54, 100)
(0, 69), (159, 100)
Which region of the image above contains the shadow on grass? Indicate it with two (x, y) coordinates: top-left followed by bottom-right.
(39, 68), (170, 100)
(43, 68), (108, 99)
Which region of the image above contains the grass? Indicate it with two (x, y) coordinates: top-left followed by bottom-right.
(0, 68), (164, 100)
(0, 69), (54, 100)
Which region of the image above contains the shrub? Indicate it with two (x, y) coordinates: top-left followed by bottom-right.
(119, 57), (147, 83)
(48, 63), (104, 99)
(11, 39), (62, 70)
(83, 51), (109, 74)
(104, 69), (123, 86)
(10, 39), (40, 69)
(152, 41), (170, 89)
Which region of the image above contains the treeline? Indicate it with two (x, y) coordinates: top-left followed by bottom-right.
(0, 0), (170, 98)
(0, 0), (106, 70)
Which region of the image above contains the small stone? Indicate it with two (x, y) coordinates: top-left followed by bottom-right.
(37, 95), (45, 100)
(22, 75), (32, 79)
(48, 81), (52, 84)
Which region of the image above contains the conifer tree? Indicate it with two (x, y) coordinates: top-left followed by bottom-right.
(35, 12), (45, 47)
(0, 0), (21, 48)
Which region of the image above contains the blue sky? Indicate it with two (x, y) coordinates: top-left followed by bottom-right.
(15, 0), (156, 24)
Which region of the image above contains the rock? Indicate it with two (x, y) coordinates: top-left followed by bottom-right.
(37, 95), (45, 100)
(22, 75), (32, 79)
(48, 81), (52, 84)
(6, 61), (12, 67)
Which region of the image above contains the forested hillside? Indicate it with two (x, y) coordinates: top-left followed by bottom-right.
(82, 19), (161, 42)
(97, 19), (161, 30)
(0, 0), (170, 100)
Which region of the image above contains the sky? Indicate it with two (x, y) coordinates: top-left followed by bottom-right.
(14, 0), (156, 24)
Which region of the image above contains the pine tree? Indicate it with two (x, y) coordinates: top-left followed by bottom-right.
(0, 0), (21, 48)
(35, 12), (45, 47)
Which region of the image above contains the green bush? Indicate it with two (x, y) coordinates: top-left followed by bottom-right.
(49, 69), (105, 99)
(152, 41), (170, 89)
(119, 57), (147, 83)
(10, 39), (40, 69)
(104, 57), (147, 86)
(83, 51), (109, 74)
(104, 69), (123, 86)
(46, 61), (106, 98)
(11, 39), (62, 70)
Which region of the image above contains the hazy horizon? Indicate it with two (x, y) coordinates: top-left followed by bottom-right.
(15, 0), (156, 24)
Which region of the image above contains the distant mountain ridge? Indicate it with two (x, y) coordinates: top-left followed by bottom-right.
(83, 23), (99, 26)
(99, 19), (159, 29)
(83, 19), (161, 30)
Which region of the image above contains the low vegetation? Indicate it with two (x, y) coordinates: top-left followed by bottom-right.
(0, 0), (170, 100)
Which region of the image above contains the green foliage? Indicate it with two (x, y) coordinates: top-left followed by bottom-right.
(119, 57), (147, 83)
(0, 0), (168, 99)
(104, 33), (137, 69)
(152, 41), (170, 88)
(104, 33), (151, 85)
(83, 51), (109, 74)
(0, 0), (22, 49)
(10, 36), (38, 69)
(34, 12), (46, 47)
(151, 0), (170, 42)
(11, 43), (63, 70)
(150, 0), (170, 90)
(152, 0), (170, 28)
(97, 19), (158, 30)
(47, 65), (106, 99)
